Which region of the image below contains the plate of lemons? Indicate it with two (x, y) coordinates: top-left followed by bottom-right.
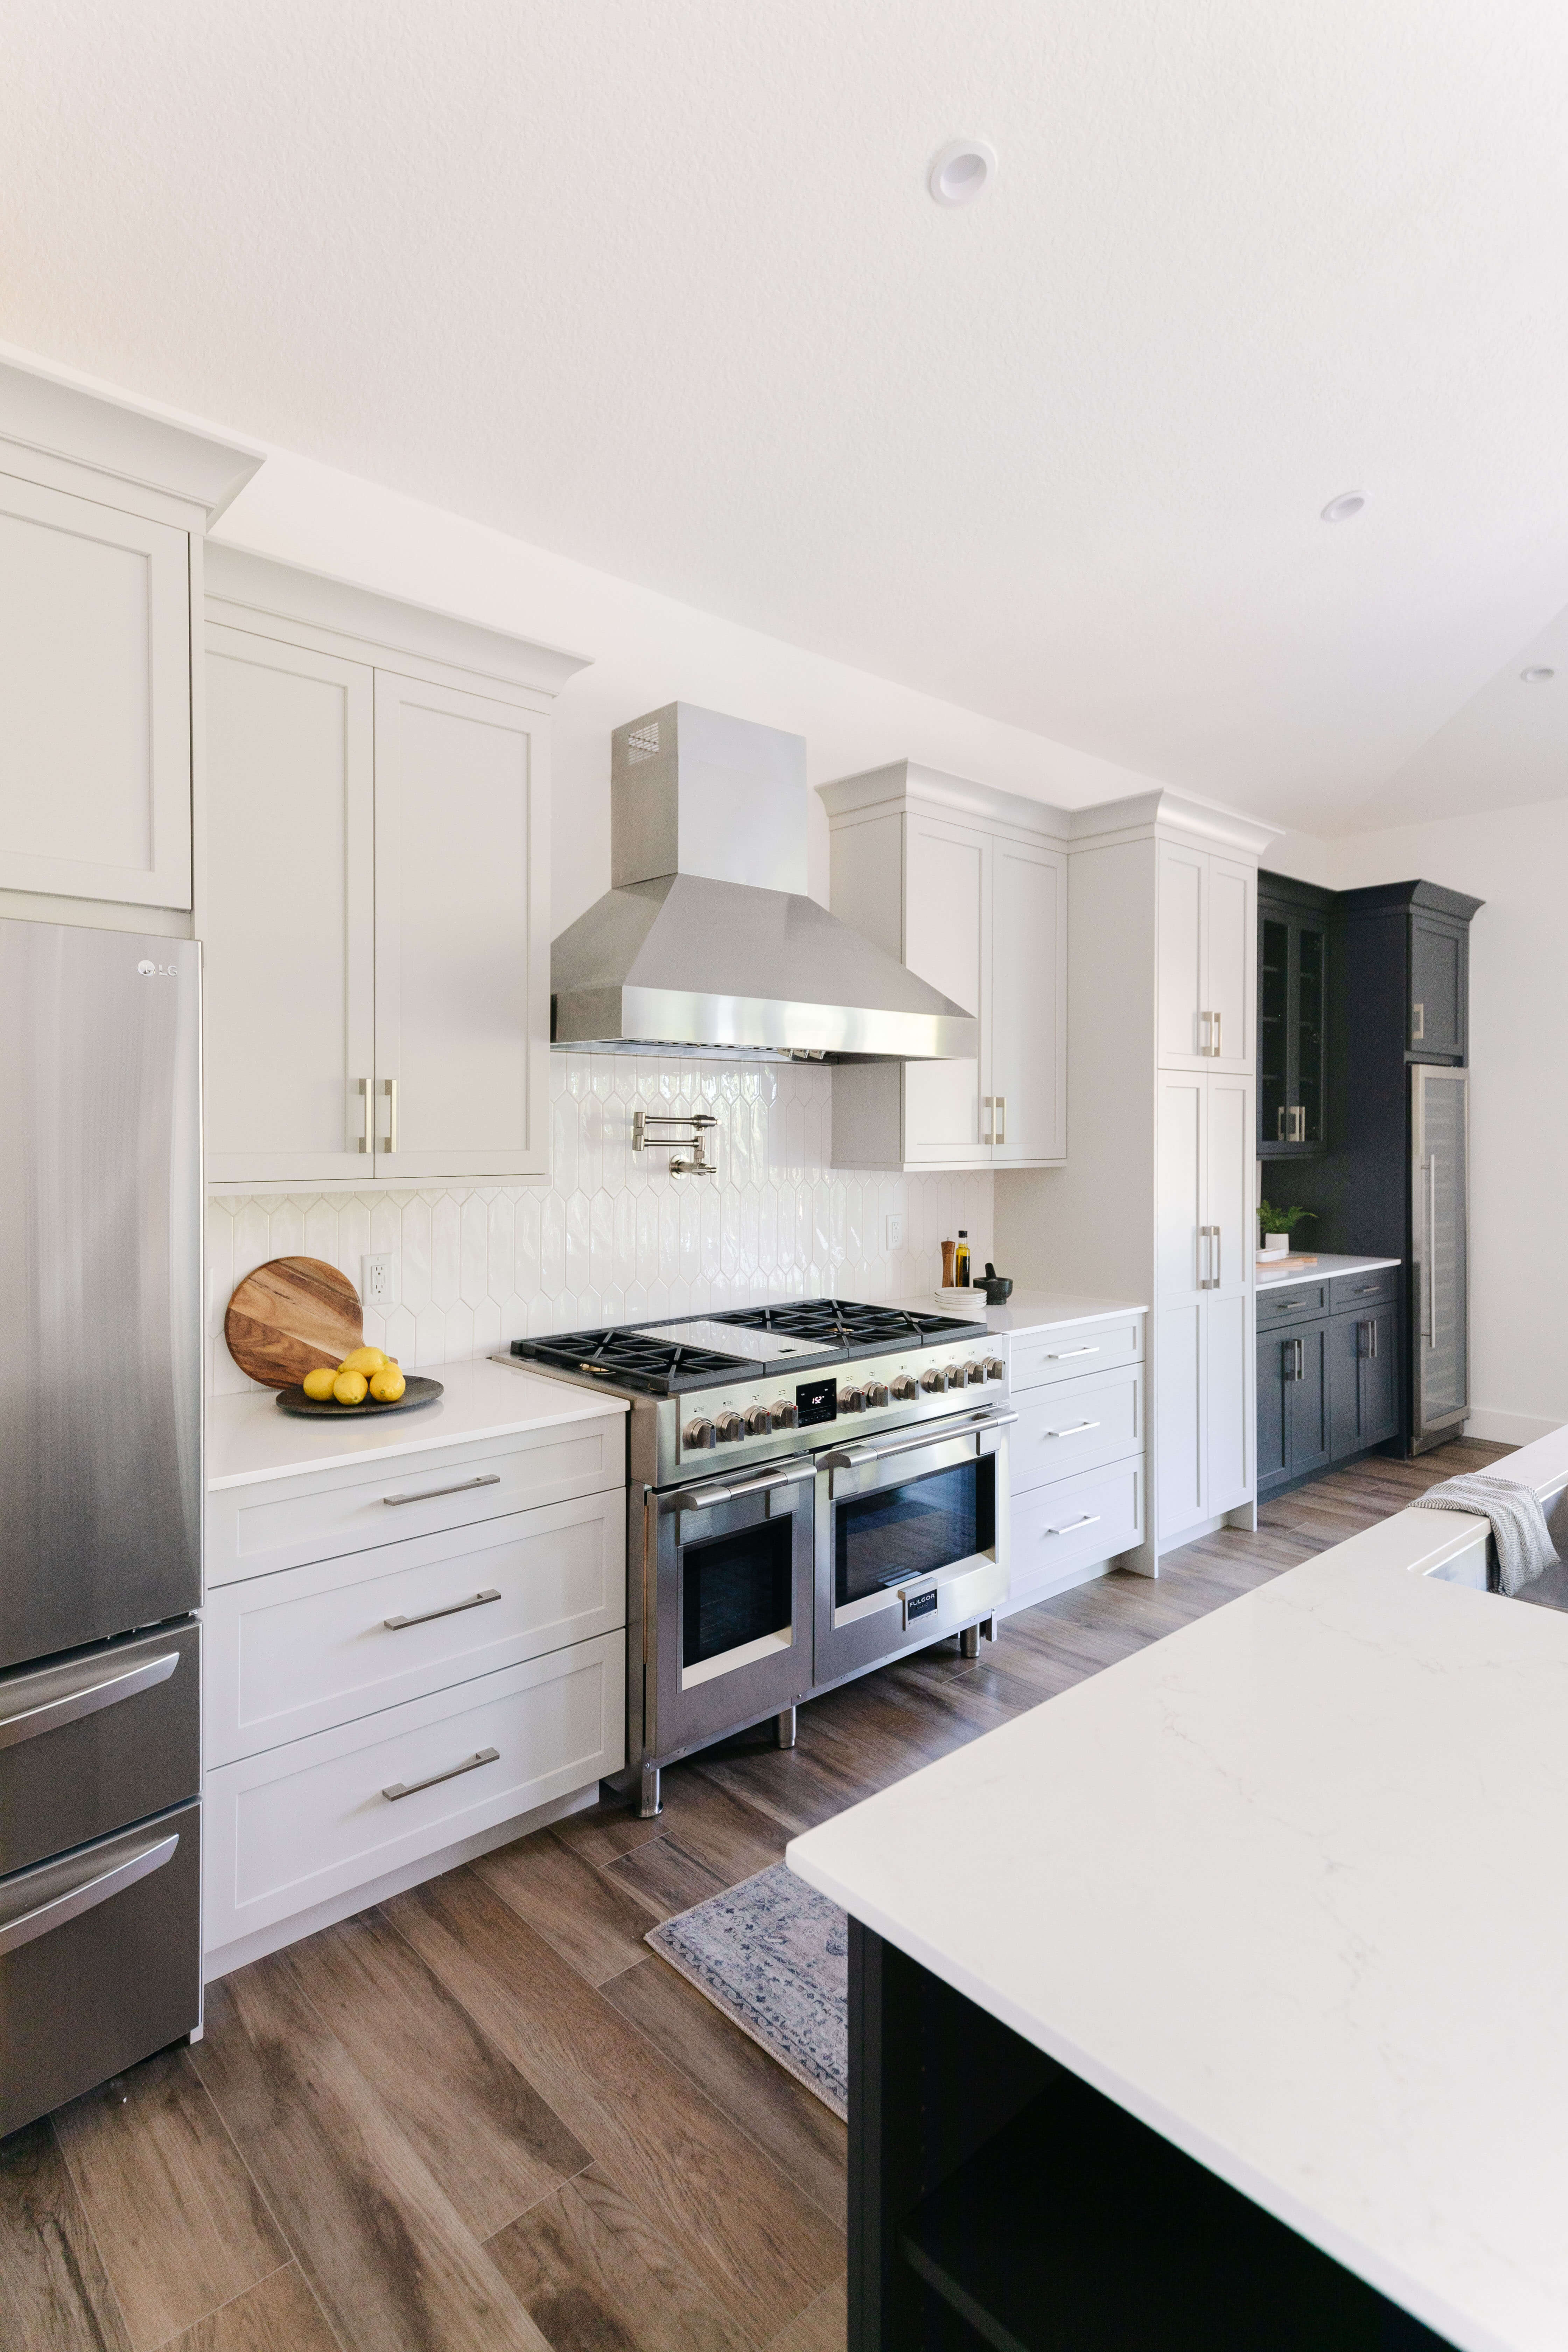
(274, 1347), (443, 1418)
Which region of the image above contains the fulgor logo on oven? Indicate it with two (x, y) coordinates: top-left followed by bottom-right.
(905, 1588), (939, 1622)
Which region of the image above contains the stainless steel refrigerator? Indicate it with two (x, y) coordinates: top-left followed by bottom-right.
(1410, 1062), (1470, 1453)
(0, 917), (202, 2135)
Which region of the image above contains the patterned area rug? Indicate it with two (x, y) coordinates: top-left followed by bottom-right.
(645, 1863), (850, 2117)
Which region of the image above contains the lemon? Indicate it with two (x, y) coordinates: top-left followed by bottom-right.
(369, 1367), (406, 1404)
(301, 1366), (336, 1401)
(332, 1368), (369, 1406)
(340, 1345), (387, 1376)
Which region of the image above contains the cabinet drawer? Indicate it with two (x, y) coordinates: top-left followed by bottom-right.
(1256, 1282), (1329, 1325)
(1009, 1460), (1144, 1599)
(203, 1633), (624, 1954)
(207, 1414), (625, 1586)
(1330, 1267), (1399, 1315)
(1011, 1366), (1143, 1497)
(205, 1491), (626, 1766)
(1009, 1316), (1144, 1394)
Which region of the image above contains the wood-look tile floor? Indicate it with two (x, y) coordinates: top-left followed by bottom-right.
(0, 1436), (1510, 2352)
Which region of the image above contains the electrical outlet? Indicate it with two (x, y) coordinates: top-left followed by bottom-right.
(361, 1253), (396, 1307)
(883, 1212), (905, 1252)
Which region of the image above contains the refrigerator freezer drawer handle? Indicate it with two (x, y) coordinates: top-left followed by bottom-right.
(383, 1474), (501, 1508)
(0, 1829), (179, 1958)
(383, 1746), (499, 1802)
(0, 1650), (179, 1751)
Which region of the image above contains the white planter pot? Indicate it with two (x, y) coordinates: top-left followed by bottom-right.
(1261, 1231), (1289, 1255)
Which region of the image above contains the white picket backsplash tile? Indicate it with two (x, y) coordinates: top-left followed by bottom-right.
(209, 1055), (994, 1393)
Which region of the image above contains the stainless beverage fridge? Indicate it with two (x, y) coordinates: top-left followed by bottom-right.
(1410, 1062), (1469, 1454)
(0, 918), (202, 2134)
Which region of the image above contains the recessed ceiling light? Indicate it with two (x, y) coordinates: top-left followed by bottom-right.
(1320, 492), (1366, 523)
(1521, 666), (1555, 683)
(928, 139), (996, 207)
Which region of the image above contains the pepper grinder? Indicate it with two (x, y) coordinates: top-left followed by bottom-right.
(940, 1237), (957, 1287)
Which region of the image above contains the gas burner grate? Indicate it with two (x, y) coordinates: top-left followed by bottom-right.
(714, 1297), (986, 1354)
(510, 1328), (755, 1395)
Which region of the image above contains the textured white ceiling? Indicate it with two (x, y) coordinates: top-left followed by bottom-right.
(4, 0), (1568, 833)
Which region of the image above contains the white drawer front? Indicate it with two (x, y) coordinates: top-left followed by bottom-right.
(205, 1489), (627, 1766)
(208, 1416), (624, 1586)
(1010, 1315), (1144, 1394)
(203, 1632), (624, 1952)
(1009, 1460), (1144, 1601)
(1011, 1365), (1144, 1498)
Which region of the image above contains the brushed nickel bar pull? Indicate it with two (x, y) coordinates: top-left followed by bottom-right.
(383, 1746), (499, 1803)
(383, 1474), (501, 1508)
(995, 1093), (1007, 1146)
(1277, 1105), (1286, 1141)
(384, 1588), (502, 1632)
(384, 1074), (398, 1152)
(1413, 1002), (1424, 1042)
(357, 1076), (371, 1152)
(1045, 1344), (1099, 1360)
(1352, 1282), (1381, 1293)
(1212, 1010), (1222, 1058)
(1044, 1513), (1100, 1537)
(0, 1651), (178, 1751)
(982, 1095), (996, 1146)
(1213, 1222), (1222, 1287)
(0, 1831), (178, 1958)
(1043, 1420), (1100, 1438)
(1370, 1319), (1378, 1360)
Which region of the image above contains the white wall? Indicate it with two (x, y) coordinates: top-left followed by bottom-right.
(1269, 798), (1568, 1443)
(212, 449), (1164, 927)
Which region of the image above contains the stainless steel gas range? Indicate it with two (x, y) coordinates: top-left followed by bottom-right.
(498, 1298), (1012, 1815)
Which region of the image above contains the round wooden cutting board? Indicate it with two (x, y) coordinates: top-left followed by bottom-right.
(224, 1256), (363, 1389)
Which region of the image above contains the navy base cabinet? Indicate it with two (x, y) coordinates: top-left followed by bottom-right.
(1258, 1270), (1401, 1502)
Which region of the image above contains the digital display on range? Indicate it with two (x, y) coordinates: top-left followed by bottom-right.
(795, 1375), (838, 1427)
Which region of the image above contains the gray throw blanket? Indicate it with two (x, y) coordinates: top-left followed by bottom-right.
(1410, 1472), (1559, 1596)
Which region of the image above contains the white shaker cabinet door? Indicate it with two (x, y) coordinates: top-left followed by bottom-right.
(1205, 856), (1255, 1074)
(1155, 1301), (1206, 1540)
(901, 812), (991, 1166)
(1204, 1072), (1254, 1300)
(1204, 1290), (1252, 1517)
(1156, 839), (1208, 1068)
(1156, 1074), (1206, 1302)
(0, 472), (192, 907)
(203, 627), (376, 1182)
(990, 838), (1066, 1164)
(373, 673), (549, 1180)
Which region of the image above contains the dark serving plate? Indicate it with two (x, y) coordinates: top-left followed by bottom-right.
(274, 1374), (444, 1419)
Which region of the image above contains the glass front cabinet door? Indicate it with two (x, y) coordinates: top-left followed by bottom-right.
(1258, 882), (1329, 1158)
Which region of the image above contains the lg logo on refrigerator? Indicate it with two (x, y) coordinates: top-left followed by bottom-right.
(135, 960), (181, 977)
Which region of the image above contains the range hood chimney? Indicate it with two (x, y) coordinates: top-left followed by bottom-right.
(550, 703), (976, 1063)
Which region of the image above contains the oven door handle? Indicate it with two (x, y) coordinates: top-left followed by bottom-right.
(820, 1409), (1017, 1473)
(674, 1459), (816, 1512)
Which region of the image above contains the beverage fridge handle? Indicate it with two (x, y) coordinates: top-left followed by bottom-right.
(1426, 1155), (1438, 1347)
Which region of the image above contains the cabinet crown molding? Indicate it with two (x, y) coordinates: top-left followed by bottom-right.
(1064, 786), (1279, 860)
(817, 760), (1070, 840)
(206, 542), (592, 699)
(0, 356), (263, 520)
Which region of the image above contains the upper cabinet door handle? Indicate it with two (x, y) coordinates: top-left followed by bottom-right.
(1412, 1002), (1425, 1042)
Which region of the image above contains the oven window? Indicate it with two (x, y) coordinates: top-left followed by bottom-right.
(835, 1457), (996, 1609)
(682, 1519), (794, 1669)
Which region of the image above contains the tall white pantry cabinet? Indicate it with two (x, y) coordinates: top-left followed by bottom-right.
(201, 548), (587, 1186)
(993, 792), (1274, 1572)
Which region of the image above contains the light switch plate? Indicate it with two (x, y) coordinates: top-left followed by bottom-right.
(361, 1253), (396, 1306)
(883, 1213), (905, 1252)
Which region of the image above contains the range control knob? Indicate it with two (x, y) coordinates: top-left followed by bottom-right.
(965, 1361), (988, 1385)
(684, 1417), (717, 1449)
(892, 1373), (920, 1401)
(918, 1366), (944, 1394)
(836, 1385), (865, 1413)
(984, 1356), (1006, 1382)
(863, 1380), (891, 1408)
(941, 1365), (967, 1390)
(714, 1410), (745, 1443)
(744, 1404), (774, 1436)
(771, 1399), (798, 1429)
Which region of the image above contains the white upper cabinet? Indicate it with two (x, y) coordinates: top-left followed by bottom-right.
(204, 628), (376, 1183)
(821, 764), (1068, 1172)
(201, 548), (586, 1186)
(372, 673), (548, 1181)
(1156, 840), (1254, 1071)
(0, 364), (260, 921)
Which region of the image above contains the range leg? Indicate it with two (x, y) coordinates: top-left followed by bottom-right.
(958, 1624), (980, 1661)
(638, 1761), (662, 1819)
(774, 1706), (798, 1749)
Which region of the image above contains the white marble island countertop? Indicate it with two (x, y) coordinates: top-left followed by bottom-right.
(1255, 1251), (1401, 1292)
(206, 1356), (626, 1491)
(789, 1422), (1568, 2352)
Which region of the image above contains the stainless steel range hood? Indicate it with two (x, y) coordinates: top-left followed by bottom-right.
(551, 704), (977, 1062)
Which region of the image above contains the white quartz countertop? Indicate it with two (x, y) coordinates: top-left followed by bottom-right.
(1255, 1252), (1401, 1292)
(206, 1356), (626, 1490)
(788, 1422), (1568, 2352)
(890, 1288), (1148, 1335)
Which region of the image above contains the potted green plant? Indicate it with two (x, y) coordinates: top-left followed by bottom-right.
(1258, 1200), (1317, 1258)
